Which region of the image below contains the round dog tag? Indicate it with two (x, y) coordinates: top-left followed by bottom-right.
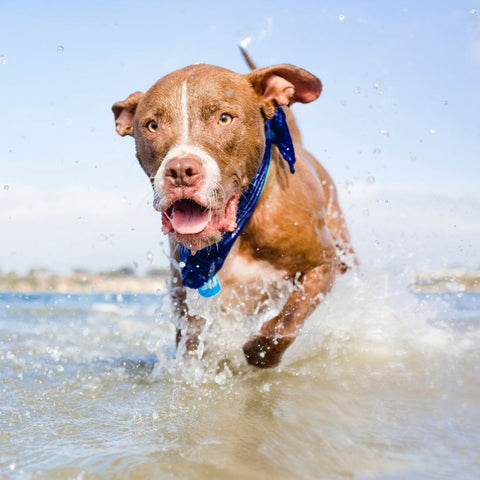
(198, 274), (221, 298)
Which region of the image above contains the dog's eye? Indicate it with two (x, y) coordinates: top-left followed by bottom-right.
(218, 113), (233, 126)
(146, 120), (158, 133)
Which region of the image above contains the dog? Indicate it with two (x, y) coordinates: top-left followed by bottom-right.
(112, 50), (356, 368)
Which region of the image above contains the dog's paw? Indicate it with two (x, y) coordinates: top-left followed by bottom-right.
(242, 334), (293, 368)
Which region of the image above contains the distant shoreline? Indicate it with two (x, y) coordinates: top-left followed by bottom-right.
(0, 268), (479, 294)
(0, 268), (169, 295)
(411, 268), (480, 293)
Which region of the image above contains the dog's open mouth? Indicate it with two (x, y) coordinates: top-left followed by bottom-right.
(166, 199), (210, 235)
(161, 196), (238, 248)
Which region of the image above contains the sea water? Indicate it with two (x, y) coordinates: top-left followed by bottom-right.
(1, 270), (479, 479)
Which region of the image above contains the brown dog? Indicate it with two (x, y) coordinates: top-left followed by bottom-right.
(112, 53), (355, 368)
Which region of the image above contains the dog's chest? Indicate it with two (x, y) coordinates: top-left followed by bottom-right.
(210, 244), (290, 314)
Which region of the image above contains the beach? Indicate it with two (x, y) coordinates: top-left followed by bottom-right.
(1, 267), (478, 294)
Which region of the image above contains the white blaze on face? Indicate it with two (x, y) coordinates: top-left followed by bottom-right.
(153, 80), (221, 209)
(180, 80), (189, 143)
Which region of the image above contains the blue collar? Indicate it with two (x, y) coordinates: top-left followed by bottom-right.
(178, 107), (295, 293)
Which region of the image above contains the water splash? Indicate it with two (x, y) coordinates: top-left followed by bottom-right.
(239, 36), (252, 48)
(147, 264), (480, 392)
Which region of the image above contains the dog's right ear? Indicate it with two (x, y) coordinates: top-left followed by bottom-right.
(112, 91), (144, 137)
(245, 65), (322, 107)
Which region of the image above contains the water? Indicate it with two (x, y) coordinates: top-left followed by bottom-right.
(1, 272), (479, 479)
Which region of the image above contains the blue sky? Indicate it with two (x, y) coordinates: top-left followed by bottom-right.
(1, 1), (479, 274)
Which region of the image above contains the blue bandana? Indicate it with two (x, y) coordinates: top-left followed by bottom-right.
(178, 107), (295, 295)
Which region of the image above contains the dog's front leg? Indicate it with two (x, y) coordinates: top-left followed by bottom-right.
(170, 246), (205, 357)
(171, 283), (205, 356)
(243, 262), (335, 368)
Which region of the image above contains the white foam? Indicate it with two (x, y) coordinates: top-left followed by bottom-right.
(151, 266), (479, 385)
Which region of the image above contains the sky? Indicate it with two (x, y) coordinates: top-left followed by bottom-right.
(1, 0), (479, 274)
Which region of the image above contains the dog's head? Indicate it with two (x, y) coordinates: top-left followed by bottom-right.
(113, 63), (321, 252)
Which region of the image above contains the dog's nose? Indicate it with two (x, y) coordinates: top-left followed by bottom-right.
(164, 156), (204, 187)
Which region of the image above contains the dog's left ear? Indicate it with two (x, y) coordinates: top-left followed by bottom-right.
(112, 91), (144, 137)
(245, 64), (322, 108)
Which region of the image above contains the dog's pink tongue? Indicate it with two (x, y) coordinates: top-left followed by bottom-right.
(171, 200), (210, 235)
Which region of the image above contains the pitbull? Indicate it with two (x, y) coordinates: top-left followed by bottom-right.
(112, 51), (355, 368)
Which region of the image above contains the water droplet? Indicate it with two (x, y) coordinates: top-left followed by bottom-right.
(373, 148), (381, 156)
(338, 14), (345, 21)
(57, 45), (64, 54)
(3, 185), (9, 190)
(470, 8), (477, 15)
(379, 129), (390, 137)
(430, 129), (436, 135)
(340, 99), (347, 107)
(344, 179), (354, 193)
(366, 176), (375, 184)
(146, 251), (154, 263)
(410, 155), (417, 162)
(355, 86), (361, 94)
(0, 54), (7, 65)
(260, 382), (271, 393)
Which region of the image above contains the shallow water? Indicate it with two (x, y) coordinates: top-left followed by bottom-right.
(1, 271), (479, 479)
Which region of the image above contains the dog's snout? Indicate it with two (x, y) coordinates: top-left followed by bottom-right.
(164, 156), (204, 187)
